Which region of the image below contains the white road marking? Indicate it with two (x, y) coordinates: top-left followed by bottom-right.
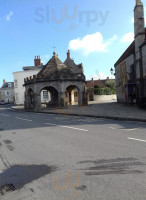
(1, 114), (10, 117)
(121, 128), (137, 131)
(128, 137), (146, 143)
(15, 117), (32, 122)
(55, 117), (64, 120)
(109, 127), (137, 131)
(61, 126), (88, 132)
(45, 123), (56, 126)
(45, 123), (88, 132)
(109, 127), (116, 130)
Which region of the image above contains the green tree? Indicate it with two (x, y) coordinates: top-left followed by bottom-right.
(94, 84), (100, 95)
(105, 80), (116, 94)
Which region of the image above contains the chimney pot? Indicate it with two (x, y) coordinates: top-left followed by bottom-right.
(34, 55), (41, 66)
(3, 79), (6, 85)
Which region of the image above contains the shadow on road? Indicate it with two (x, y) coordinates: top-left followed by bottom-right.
(0, 164), (57, 190)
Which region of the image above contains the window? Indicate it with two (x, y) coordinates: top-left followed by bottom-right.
(5, 91), (10, 96)
(43, 91), (49, 100)
(14, 80), (18, 88)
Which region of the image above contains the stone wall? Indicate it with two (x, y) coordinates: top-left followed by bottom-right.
(115, 54), (134, 102)
(93, 94), (117, 102)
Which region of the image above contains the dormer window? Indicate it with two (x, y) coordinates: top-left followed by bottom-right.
(8, 83), (12, 88)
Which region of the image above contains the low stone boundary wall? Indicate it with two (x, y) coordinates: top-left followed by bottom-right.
(94, 94), (117, 102)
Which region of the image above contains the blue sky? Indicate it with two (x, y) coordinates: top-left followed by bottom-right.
(0, 0), (146, 86)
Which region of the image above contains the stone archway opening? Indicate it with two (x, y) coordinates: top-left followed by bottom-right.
(65, 85), (79, 106)
(27, 88), (34, 109)
(40, 86), (59, 108)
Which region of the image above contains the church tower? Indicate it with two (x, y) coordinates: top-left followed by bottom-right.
(134, 0), (145, 78)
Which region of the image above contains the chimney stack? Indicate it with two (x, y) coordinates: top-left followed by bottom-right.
(67, 50), (70, 59)
(34, 55), (42, 66)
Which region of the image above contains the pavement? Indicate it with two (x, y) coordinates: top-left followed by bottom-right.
(11, 100), (146, 122)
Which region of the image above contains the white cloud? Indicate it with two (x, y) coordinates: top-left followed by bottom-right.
(120, 32), (134, 43)
(131, 17), (134, 23)
(68, 32), (117, 56)
(6, 11), (14, 22)
(89, 73), (107, 80)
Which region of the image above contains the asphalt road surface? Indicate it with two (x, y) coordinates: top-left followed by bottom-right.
(0, 105), (146, 200)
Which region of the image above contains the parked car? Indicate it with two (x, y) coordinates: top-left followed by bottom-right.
(0, 100), (7, 105)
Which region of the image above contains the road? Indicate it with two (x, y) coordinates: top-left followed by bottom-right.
(0, 105), (146, 200)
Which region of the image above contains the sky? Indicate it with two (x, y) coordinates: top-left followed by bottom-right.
(0, 0), (146, 86)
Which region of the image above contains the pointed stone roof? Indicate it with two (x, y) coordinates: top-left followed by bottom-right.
(64, 58), (83, 73)
(37, 51), (84, 79)
(64, 50), (83, 73)
(37, 52), (69, 78)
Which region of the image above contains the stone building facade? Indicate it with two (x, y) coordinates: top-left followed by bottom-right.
(24, 51), (87, 110)
(0, 80), (14, 103)
(115, 0), (146, 107)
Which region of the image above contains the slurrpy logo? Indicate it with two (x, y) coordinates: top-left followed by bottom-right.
(34, 4), (109, 32)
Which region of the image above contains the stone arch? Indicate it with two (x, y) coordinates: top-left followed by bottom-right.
(64, 85), (80, 105)
(39, 86), (59, 108)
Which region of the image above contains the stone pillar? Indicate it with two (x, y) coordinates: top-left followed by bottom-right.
(24, 92), (28, 110)
(58, 92), (65, 108)
(83, 91), (88, 105)
(78, 92), (83, 106)
(34, 93), (41, 111)
(24, 92), (32, 110)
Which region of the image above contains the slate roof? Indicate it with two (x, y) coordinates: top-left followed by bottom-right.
(23, 66), (44, 71)
(114, 28), (146, 67)
(114, 41), (135, 67)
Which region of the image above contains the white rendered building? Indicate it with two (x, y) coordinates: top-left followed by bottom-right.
(13, 56), (47, 105)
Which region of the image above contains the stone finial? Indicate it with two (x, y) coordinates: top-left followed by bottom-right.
(67, 50), (70, 59)
(53, 52), (56, 56)
(136, 0), (143, 5)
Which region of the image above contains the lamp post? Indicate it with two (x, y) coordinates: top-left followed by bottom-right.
(110, 68), (115, 76)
